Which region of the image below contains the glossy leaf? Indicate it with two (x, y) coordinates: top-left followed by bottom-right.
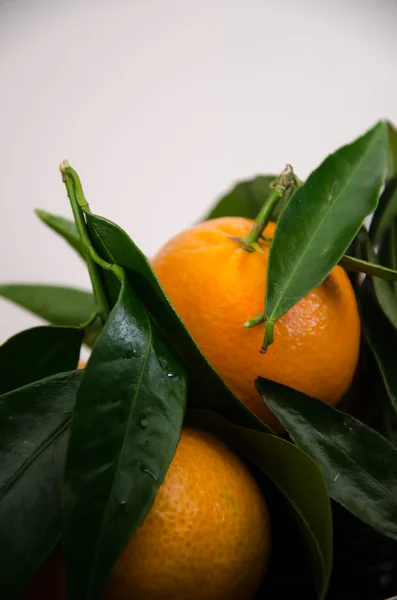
(0, 284), (100, 348)
(35, 209), (85, 260)
(360, 287), (397, 416)
(369, 175), (397, 246)
(85, 212), (270, 433)
(363, 236), (397, 331)
(257, 378), (397, 541)
(187, 410), (333, 600)
(265, 122), (388, 328)
(202, 175), (277, 221)
(62, 276), (187, 600)
(0, 370), (82, 597)
(339, 254), (397, 281)
(0, 325), (83, 395)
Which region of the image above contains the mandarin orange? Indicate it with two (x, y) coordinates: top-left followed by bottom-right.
(25, 428), (270, 600)
(152, 216), (360, 431)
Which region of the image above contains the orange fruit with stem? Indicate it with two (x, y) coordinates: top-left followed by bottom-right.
(151, 216), (360, 432)
(25, 428), (270, 600)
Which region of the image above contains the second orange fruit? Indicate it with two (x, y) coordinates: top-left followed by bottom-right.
(152, 216), (360, 431)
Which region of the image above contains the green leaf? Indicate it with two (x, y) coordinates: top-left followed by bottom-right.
(85, 212), (270, 433)
(368, 175), (397, 246)
(0, 325), (83, 395)
(62, 276), (187, 600)
(187, 410), (332, 600)
(201, 175), (277, 221)
(0, 284), (100, 348)
(265, 122), (388, 331)
(360, 287), (397, 417)
(363, 235), (397, 331)
(257, 378), (397, 541)
(388, 120), (397, 177)
(377, 217), (397, 297)
(35, 209), (85, 260)
(0, 370), (82, 598)
(339, 254), (397, 281)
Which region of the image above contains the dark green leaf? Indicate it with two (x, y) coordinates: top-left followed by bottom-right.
(85, 212), (270, 433)
(379, 219), (397, 297)
(368, 175), (397, 246)
(0, 370), (82, 597)
(265, 122), (388, 327)
(187, 410), (333, 600)
(0, 325), (83, 395)
(0, 284), (100, 348)
(339, 254), (397, 281)
(363, 236), (397, 331)
(257, 378), (397, 541)
(62, 276), (187, 600)
(388, 120), (397, 177)
(360, 287), (397, 417)
(201, 175), (277, 221)
(35, 209), (85, 260)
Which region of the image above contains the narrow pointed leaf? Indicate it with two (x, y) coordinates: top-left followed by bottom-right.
(339, 254), (397, 281)
(0, 284), (100, 348)
(202, 175), (277, 221)
(0, 370), (82, 597)
(84, 212), (270, 433)
(257, 378), (397, 541)
(187, 410), (333, 600)
(62, 276), (187, 600)
(265, 122), (388, 327)
(35, 209), (85, 260)
(0, 325), (83, 395)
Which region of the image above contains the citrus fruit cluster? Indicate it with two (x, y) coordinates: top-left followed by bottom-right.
(25, 213), (359, 599)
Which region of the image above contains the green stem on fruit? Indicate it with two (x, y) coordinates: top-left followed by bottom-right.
(60, 161), (123, 324)
(240, 164), (301, 252)
(243, 312), (265, 328)
(239, 188), (282, 252)
(261, 319), (275, 354)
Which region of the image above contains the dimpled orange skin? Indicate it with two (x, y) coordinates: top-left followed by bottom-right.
(25, 428), (270, 600)
(105, 428), (270, 600)
(152, 217), (361, 431)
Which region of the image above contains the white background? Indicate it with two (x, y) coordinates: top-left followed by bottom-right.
(1, 0), (397, 343)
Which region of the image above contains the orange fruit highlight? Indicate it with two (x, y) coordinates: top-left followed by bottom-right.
(25, 428), (270, 600)
(152, 217), (360, 431)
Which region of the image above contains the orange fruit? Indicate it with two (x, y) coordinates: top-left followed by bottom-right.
(25, 428), (270, 600)
(152, 216), (360, 431)
(106, 427), (270, 600)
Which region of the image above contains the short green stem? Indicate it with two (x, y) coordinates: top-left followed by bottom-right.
(260, 320), (275, 354)
(240, 164), (301, 252)
(244, 312), (265, 328)
(240, 188), (282, 250)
